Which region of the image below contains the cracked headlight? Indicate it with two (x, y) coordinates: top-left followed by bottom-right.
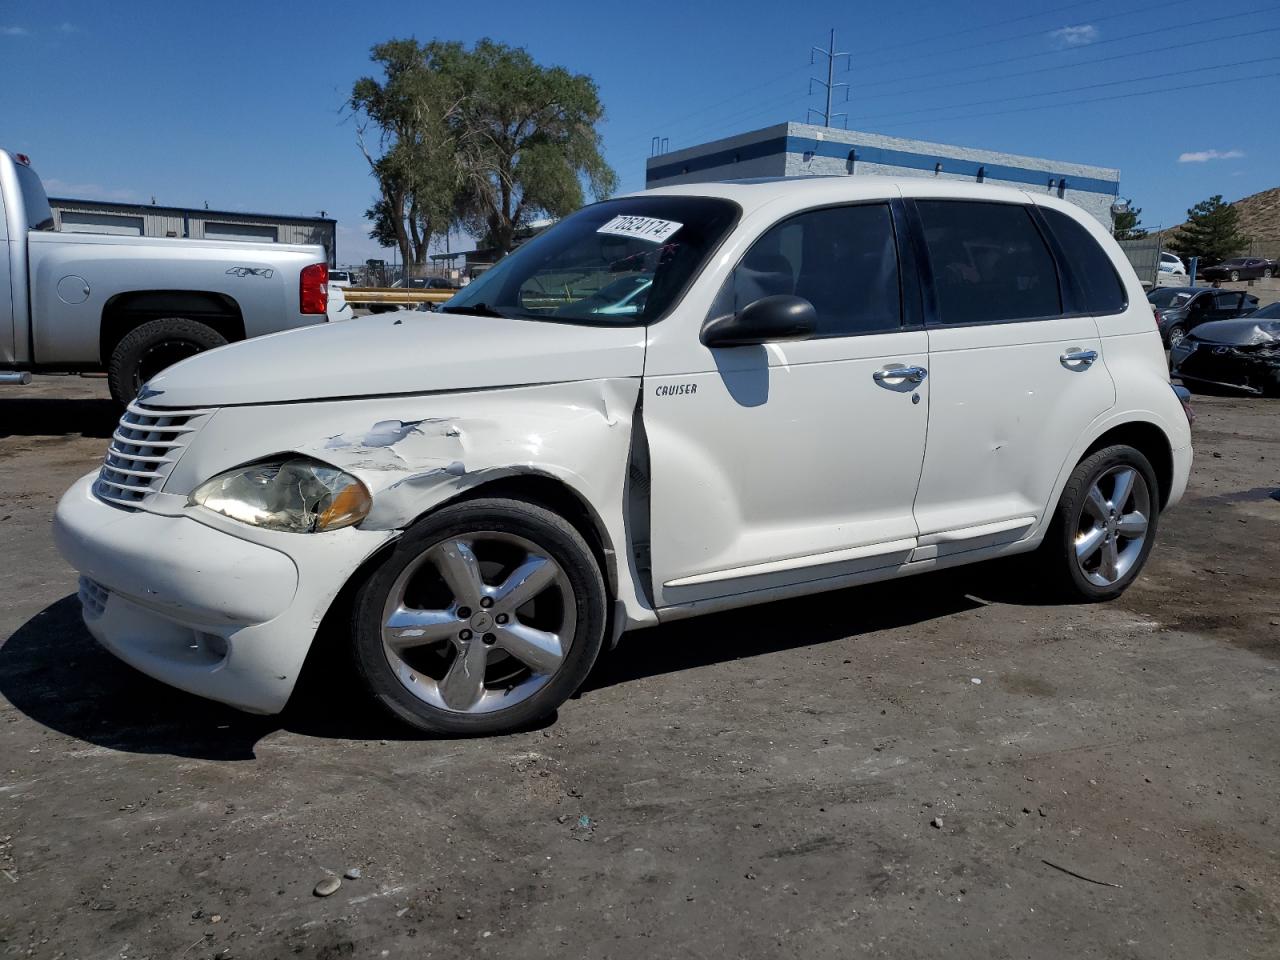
(189, 457), (372, 533)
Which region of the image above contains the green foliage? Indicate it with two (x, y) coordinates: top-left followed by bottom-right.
(350, 38), (617, 262)
(1166, 195), (1250, 263)
(1112, 199), (1146, 241)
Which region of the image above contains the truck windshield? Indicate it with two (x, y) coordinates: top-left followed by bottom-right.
(15, 163), (54, 231)
(443, 196), (740, 326)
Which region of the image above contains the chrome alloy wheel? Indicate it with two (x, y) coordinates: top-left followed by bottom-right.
(1073, 466), (1151, 588)
(380, 532), (576, 714)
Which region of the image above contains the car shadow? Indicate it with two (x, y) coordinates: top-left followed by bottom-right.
(0, 396), (119, 439)
(588, 558), (1055, 692)
(0, 559), (1059, 760)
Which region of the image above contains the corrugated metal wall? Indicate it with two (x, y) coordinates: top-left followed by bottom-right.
(48, 200), (336, 263)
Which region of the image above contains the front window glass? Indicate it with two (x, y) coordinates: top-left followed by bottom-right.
(720, 203), (902, 337)
(916, 200), (1061, 325)
(444, 196), (739, 326)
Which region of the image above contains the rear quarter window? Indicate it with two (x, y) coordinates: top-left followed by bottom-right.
(1040, 207), (1128, 316)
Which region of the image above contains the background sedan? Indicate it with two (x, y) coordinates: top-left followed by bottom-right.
(1200, 257), (1275, 281)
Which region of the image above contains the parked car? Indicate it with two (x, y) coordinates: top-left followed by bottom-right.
(1158, 252), (1187, 275)
(0, 150), (332, 403)
(1199, 257), (1275, 282)
(328, 270), (353, 288)
(53, 179), (1192, 736)
(1147, 286), (1259, 347)
(1171, 300), (1280, 395)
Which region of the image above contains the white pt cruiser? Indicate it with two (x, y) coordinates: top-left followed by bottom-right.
(54, 178), (1193, 735)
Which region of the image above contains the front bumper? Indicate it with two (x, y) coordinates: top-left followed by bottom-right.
(53, 472), (395, 714)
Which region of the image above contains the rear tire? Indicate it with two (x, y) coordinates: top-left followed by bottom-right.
(350, 497), (607, 736)
(1039, 444), (1160, 602)
(107, 317), (227, 405)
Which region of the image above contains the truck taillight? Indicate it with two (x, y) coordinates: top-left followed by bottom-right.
(300, 263), (328, 315)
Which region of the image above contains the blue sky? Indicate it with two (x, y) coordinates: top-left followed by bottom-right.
(2, 0), (1277, 264)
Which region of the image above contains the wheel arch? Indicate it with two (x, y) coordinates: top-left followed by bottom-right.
(403, 469), (621, 606)
(100, 290), (246, 364)
(1080, 419), (1174, 509)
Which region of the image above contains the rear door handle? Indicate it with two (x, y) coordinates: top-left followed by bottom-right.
(873, 364), (928, 384)
(1060, 349), (1098, 369)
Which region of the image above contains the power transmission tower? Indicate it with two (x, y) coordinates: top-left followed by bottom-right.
(807, 28), (849, 128)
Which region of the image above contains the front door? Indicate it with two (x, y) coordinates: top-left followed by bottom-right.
(907, 199), (1116, 557)
(643, 200), (931, 607)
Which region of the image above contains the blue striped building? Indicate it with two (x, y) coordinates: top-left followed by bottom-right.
(645, 122), (1120, 224)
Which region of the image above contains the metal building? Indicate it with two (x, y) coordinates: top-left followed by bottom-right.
(646, 122), (1121, 225)
(48, 197), (337, 265)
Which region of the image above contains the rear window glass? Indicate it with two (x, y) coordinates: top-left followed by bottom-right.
(916, 200), (1061, 325)
(1041, 208), (1127, 315)
(15, 163), (54, 231)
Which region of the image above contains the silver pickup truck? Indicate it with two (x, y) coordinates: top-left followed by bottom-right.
(1, 149), (332, 403)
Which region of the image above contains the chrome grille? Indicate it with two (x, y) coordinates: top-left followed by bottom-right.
(78, 577), (109, 619)
(95, 401), (212, 508)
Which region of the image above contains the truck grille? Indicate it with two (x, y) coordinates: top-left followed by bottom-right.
(95, 401), (213, 508)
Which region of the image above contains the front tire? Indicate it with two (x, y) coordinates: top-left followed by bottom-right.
(1166, 324), (1187, 349)
(1230, 270), (1240, 281)
(1040, 445), (1160, 602)
(351, 498), (607, 736)
(107, 317), (227, 404)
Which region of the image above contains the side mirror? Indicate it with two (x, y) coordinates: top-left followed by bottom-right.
(700, 295), (817, 347)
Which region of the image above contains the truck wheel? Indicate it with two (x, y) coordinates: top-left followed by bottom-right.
(350, 498), (607, 736)
(108, 318), (227, 404)
(1038, 444), (1160, 602)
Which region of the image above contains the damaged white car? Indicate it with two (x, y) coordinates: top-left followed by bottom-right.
(54, 178), (1193, 735)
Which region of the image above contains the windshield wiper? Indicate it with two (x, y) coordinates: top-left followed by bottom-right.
(439, 302), (508, 318)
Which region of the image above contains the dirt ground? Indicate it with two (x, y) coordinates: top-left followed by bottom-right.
(1, 376), (1278, 960)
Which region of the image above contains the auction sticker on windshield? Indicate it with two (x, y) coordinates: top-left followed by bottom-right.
(597, 215), (683, 244)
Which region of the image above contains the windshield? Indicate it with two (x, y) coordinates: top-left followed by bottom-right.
(15, 162), (54, 231)
(1252, 301), (1280, 319)
(1148, 289), (1193, 308)
(444, 195), (740, 326)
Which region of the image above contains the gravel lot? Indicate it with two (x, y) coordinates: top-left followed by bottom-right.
(1, 376), (1278, 959)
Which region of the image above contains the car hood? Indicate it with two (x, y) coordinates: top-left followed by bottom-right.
(1185, 317), (1280, 347)
(142, 311), (647, 408)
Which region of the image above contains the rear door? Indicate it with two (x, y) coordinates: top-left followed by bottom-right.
(907, 198), (1116, 558)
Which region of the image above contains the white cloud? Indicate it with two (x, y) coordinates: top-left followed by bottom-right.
(1, 25), (29, 36)
(1050, 25), (1098, 47)
(42, 178), (138, 202)
(57, 22), (76, 33)
(1178, 149), (1245, 163)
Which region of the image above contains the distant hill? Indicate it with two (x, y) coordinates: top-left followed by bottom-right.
(1230, 186), (1280, 242)
(1159, 186), (1280, 252)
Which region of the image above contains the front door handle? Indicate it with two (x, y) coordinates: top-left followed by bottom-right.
(873, 364), (928, 384)
(1060, 349), (1098, 369)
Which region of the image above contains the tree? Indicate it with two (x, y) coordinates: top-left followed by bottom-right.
(453, 40), (617, 254)
(349, 39), (468, 268)
(1166, 195), (1250, 263)
(1112, 199), (1146, 241)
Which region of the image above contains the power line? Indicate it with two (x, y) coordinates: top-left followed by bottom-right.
(671, 3), (1278, 148)
(623, 0), (1131, 154)
(846, 55), (1280, 124)
(869, 69), (1280, 130)
(852, 3), (1278, 92)
(854, 0), (1193, 72)
(850, 24), (1280, 105)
